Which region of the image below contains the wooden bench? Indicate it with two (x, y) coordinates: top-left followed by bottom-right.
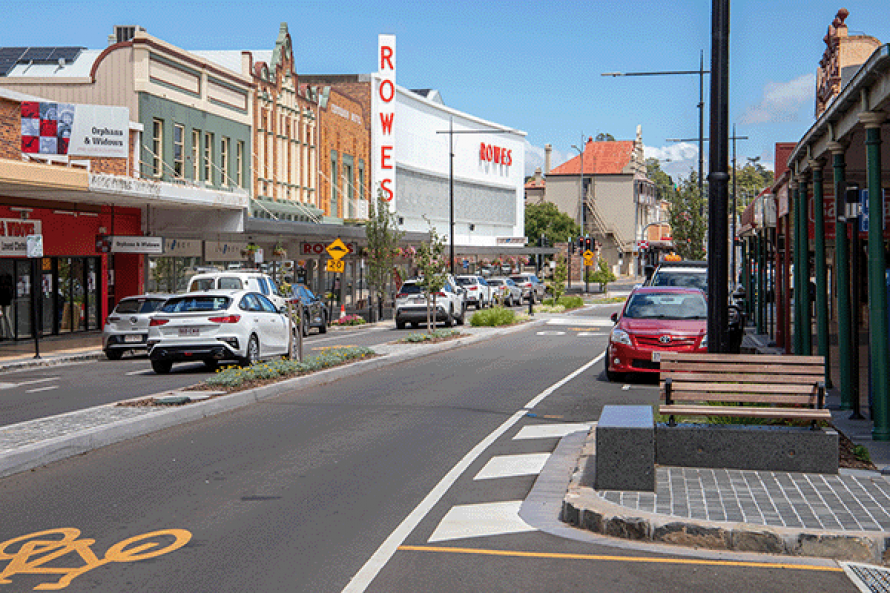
(658, 352), (830, 429)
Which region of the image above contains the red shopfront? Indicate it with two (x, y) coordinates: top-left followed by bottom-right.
(0, 204), (143, 342)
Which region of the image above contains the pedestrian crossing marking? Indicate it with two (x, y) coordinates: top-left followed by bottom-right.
(473, 453), (551, 481)
(428, 501), (535, 543)
(545, 318), (608, 327)
(513, 423), (591, 441)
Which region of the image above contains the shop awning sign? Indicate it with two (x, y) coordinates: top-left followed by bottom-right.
(0, 218), (41, 257)
(110, 236), (164, 254)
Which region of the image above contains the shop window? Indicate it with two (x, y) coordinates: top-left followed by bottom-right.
(152, 119), (163, 178)
(204, 132), (214, 185)
(221, 137), (230, 187)
(173, 124), (184, 178)
(192, 130), (201, 181)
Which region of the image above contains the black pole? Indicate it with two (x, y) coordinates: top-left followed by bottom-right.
(707, 0), (730, 352)
(449, 118), (455, 275)
(30, 257), (40, 358)
(699, 50), (705, 206)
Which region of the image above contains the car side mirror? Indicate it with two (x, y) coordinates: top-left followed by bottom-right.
(610, 312), (619, 323)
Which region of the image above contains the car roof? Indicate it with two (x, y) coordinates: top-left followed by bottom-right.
(655, 261), (707, 269)
(630, 286), (705, 296)
(119, 293), (173, 300)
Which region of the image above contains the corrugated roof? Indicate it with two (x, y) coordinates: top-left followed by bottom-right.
(548, 139), (635, 176)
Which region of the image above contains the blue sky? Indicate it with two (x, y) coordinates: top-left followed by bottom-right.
(4, 0), (889, 179)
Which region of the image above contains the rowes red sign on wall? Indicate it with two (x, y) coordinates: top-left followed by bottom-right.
(479, 143), (513, 166)
(372, 35), (396, 202)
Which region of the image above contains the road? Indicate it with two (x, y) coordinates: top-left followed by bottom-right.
(0, 306), (856, 592)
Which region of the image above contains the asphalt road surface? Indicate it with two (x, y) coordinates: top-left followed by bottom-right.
(0, 307), (857, 592)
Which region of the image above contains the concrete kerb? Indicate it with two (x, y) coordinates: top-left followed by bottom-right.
(1, 352), (104, 372)
(560, 428), (890, 565)
(0, 318), (547, 479)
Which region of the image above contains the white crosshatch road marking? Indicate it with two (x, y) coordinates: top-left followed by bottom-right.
(546, 317), (608, 327)
(473, 453), (551, 480)
(513, 423), (591, 441)
(428, 501), (535, 543)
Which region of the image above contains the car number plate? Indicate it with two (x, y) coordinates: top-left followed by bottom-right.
(412, 297), (424, 304)
(651, 351), (662, 362)
(178, 327), (200, 336)
(124, 334), (144, 343)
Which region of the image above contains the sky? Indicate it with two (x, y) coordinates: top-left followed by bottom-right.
(4, 0), (890, 180)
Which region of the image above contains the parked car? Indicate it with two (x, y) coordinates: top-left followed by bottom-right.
(288, 284), (328, 336)
(102, 293), (172, 360)
(646, 260), (708, 291)
(187, 270), (284, 310)
(509, 272), (547, 303)
(394, 278), (465, 329)
(147, 290), (295, 374)
(455, 275), (493, 309)
(486, 277), (523, 306)
(606, 286), (708, 382)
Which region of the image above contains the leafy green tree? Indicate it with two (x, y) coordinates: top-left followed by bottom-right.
(733, 157), (775, 216)
(595, 132), (616, 142)
(415, 220), (448, 332)
(525, 202), (581, 248)
(365, 188), (405, 321)
(667, 172), (707, 260)
(587, 257), (616, 291)
(645, 158), (675, 202)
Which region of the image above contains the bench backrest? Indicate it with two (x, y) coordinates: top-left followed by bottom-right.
(659, 352), (825, 407)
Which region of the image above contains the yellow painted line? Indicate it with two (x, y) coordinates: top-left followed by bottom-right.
(541, 415), (563, 419)
(396, 545), (843, 572)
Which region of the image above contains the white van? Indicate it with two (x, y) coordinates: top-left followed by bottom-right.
(187, 270), (284, 310)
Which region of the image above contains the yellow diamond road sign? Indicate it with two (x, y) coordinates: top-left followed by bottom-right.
(326, 238), (349, 261)
(583, 249), (594, 259)
(326, 259), (345, 273)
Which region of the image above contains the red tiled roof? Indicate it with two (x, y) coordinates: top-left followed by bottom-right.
(524, 178), (545, 189)
(548, 138), (635, 176)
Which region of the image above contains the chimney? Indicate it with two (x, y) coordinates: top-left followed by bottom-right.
(544, 144), (552, 175)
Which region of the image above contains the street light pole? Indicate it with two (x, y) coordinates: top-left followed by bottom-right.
(603, 55), (710, 201)
(436, 122), (520, 276)
(571, 139), (585, 286)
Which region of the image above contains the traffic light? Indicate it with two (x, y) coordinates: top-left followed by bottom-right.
(584, 237), (592, 252)
(578, 236), (584, 253)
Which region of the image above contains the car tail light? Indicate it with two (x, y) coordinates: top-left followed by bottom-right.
(208, 315), (241, 323)
(149, 318), (169, 327)
(396, 293), (408, 299)
(468, 286), (477, 291)
(434, 292), (446, 298)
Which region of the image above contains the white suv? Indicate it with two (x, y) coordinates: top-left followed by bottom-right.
(455, 275), (492, 309)
(187, 270), (284, 310)
(395, 278), (465, 330)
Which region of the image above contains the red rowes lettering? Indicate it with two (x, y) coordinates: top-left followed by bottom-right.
(479, 143), (513, 166)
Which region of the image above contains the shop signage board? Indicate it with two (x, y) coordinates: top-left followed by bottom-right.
(301, 241), (356, 256)
(26, 235), (43, 258)
(163, 238), (203, 258)
(21, 101), (129, 158)
(372, 34), (396, 204)
(0, 218), (42, 257)
(110, 236), (164, 254)
(205, 240), (249, 262)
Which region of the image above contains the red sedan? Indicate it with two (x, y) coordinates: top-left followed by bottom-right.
(606, 287), (708, 382)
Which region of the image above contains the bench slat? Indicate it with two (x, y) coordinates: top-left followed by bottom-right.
(659, 405), (832, 420)
(666, 392), (819, 405)
(660, 372), (824, 384)
(661, 362), (824, 375)
(660, 382), (817, 394)
(658, 353), (825, 365)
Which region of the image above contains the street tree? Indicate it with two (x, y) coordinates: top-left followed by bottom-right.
(525, 202), (580, 249)
(667, 172), (707, 260)
(547, 252), (568, 300)
(365, 188), (405, 321)
(595, 132), (616, 142)
(645, 157), (675, 202)
(414, 220), (448, 332)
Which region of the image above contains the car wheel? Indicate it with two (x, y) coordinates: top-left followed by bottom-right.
(151, 360), (173, 375)
(456, 306), (465, 326)
(396, 319), (406, 330)
(203, 359), (219, 371)
(105, 350), (123, 361)
(241, 335), (260, 366)
(605, 367), (625, 383)
(319, 311), (328, 334)
(285, 330), (297, 359)
(445, 307), (454, 327)
(411, 322), (420, 329)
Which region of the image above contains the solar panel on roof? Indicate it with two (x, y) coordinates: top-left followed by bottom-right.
(0, 46), (84, 76)
(0, 47), (28, 76)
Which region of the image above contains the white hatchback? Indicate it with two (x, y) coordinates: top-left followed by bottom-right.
(187, 270), (284, 310)
(147, 290), (294, 374)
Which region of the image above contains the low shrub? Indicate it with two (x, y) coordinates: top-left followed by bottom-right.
(401, 329), (459, 342)
(556, 295), (585, 310)
(470, 306), (518, 327)
(330, 314), (367, 326)
(204, 346), (374, 390)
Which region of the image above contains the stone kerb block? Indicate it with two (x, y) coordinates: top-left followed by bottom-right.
(595, 405), (655, 492)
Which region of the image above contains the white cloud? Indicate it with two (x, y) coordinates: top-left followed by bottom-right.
(524, 140), (572, 177)
(644, 143), (703, 178)
(740, 74), (814, 125)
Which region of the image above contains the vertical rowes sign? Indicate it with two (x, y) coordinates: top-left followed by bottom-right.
(373, 34), (396, 204)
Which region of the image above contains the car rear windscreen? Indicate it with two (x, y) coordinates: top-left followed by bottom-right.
(398, 284), (422, 295)
(161, 296), (231, 313)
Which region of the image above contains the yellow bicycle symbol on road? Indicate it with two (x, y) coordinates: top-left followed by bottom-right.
(0, 528), (191, 590)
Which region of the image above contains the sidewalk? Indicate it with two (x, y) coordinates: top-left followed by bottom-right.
(563, 324), (890, 568)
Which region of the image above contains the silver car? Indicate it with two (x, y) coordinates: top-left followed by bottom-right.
(102, 294), (172, 360)
(487, 277), (523, 307)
